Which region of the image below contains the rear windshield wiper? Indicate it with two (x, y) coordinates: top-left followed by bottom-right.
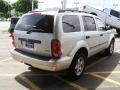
(62, 22), (75, 29)
(27, 28), (44, 34)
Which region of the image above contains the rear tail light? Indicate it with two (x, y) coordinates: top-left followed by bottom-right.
(32, 12), (41, 15)
(51, 39), (62, 59)
(12, 33), (15, 47)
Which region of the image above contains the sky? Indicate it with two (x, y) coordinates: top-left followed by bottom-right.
(5, 0), (120, 11)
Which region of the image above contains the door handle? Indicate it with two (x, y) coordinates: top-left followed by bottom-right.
(100, 34), (103, 36)
(86, 36), (90, 39)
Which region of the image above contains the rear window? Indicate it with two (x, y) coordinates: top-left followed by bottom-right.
(15, 14), (54, 33)
(110, 10), (120, 18)
(82, 16), (96, 31)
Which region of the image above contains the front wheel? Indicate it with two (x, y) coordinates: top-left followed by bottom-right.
(105, 40), (114, 56)
(68, 53), (86, 79)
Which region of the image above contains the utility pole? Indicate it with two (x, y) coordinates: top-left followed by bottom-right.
(74, 0), (79, 10)
(8, 1), (10, 18)
(61, 0), (67, 9)
(38, 1), (44, 10)
(32, 0), (34, 11)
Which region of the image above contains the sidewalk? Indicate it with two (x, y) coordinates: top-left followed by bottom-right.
(0, 33), (12, 59)
(0, 21), (10, 33)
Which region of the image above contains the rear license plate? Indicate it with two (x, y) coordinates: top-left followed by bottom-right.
(26, 41), (34, 48)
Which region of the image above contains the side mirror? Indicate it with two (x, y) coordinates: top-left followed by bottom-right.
(105, 25), (112, 30)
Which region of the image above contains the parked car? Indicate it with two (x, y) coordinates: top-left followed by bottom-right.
(9, 17), (19, 35)
(82, 5), (120, 35)
(0, 18), (7, 21)
(10, 10), (115, 79)
(7, 18), (11, 21)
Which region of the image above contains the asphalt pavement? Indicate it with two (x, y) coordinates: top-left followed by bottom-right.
(0, 23), (120, 90)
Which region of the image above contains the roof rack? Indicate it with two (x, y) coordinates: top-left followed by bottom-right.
(28, 10), (45, 13)
(58, 9), (80, 13)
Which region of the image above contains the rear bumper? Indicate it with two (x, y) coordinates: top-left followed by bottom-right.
(10, 49), (72, 71)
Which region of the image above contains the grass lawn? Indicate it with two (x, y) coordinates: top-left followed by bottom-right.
(2, 29), (9, 33)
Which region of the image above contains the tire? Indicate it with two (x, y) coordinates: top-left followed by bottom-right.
(116, 29), (120, 36)
(68, 53), (86, 79)
(105, 40), (114, 56)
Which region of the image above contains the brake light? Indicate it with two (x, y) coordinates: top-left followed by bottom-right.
(12, 33), (15, 47)
(32, 12), (41, 15)
(51, 39), (62, 59)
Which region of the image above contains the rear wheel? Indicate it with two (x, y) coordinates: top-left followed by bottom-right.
(68, 53), (86, 79)
(105, 40), (114, 55)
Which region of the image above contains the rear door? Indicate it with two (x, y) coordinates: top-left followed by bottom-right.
(82, 16), (100, 55)
(95, 18), (110, 50)
(14, 13), (54, 57)
(61, 15), (84, 56)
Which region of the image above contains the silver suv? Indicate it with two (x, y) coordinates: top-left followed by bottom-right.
(11, 10), (115, 79)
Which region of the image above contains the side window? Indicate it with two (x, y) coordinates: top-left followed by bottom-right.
(82, 16), (96, 31)
(62, 15), (80, 33)
(110, 10), (120, 18)
(96, 18), (106, 31)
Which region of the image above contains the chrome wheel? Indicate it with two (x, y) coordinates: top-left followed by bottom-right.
(75, 57), (85, 76)
(68, 53), (86, 79)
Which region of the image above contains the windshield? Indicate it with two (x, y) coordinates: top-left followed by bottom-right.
(15, 14), (54, 33)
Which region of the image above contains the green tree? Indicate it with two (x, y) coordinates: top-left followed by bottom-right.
(12, 0), (38, 13)
(0, 0), (11, 17)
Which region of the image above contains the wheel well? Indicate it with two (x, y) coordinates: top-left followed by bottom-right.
(69, 47), (88, 69)
(76, 47), (88, 58)
(90, 12), (97, 16)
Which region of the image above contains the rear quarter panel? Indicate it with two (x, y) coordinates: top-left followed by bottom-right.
(61, 32), (89, 57)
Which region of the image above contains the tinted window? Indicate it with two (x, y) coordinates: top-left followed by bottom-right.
(83, 16), (96, 31)
(110, 10), (120, 18)
(62, 15), (80, 33)
(96, 18), (106, 31)
(11, 18), (19, 24)
(15, 14), (54, 33)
